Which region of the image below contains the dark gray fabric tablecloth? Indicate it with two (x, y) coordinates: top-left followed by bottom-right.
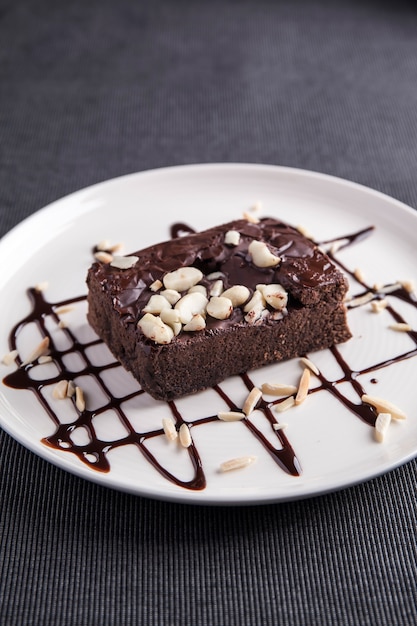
(1, 1), (417, 624)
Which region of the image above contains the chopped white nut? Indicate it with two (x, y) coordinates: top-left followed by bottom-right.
(179, 423), (192, 448)
(261, 383), (298, 396)
(175, 292), (208, 324)
(275, 396), (296, 413)
(209, 280), (224, 297)
(220, 456), (257, 472)
(206, 296), (233, 320)
(300, 357), (319, 376)
(242, 387), (262, 416)
(142, 294), (172, 315)
(206, 272), (226, 281)
(222, 285), (250, 307)
(362, 394), (406, 421)
(162, 417), (178, 441)
(389, 323), (412, 332)
(21, 337), (50, 366)
(248, 240), (281, 268)
(160, 289), (182, 305)
(53, 380), (69, 399)
(160, 309), (182, 335)
(295, 368), (310, 405)
(94, 251), (113, 264)
(257, 283), (288, 311)
(375, 412), (391, 443)
(75, 386), (85, 412)
(138, 313), (174, 344)
(163, 267), (203, 292)
(183, 314), (206, 332)
(110, 255), (139, 270)
(188, 285), (207, 296)
(217, 411), (245, 422)
(244, 290), (265, 324)
(2, 350), (18, 366)
(224, 230), (241, 246)
(150, 279), (163, 292)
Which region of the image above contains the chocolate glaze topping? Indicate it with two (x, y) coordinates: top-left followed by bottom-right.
(3, 222), (417, 491)
(89, 218), (348, 332)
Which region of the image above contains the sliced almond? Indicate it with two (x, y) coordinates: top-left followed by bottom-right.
(66, 380), (76, 398)
(248, 240), (281, 268)
(273, 422), (288, 431)
(389, 323), (412, 332)
(275, 396), (296, 413)
(362, 394), (406, 421)
(21, 337), (50, 366)
(243, 211), (260, 224)
(295, 368), (310, 405)
(35, 281), (49, 292)
(217, 411), (245, 422)
(348, 292), (374, 307)
(75, 386), (85, 412)
(220, 456), (257, 472)
(162, 417), (178, 441)
(261, 383), (298, 396)
(53, 380), (69, 399)
(374, 412), (391, 443)
(370, 299), (388, 313)
(400, 279), (415, 294)
(94, 251), (113, 264)
(242, 387), (262, 416)
(2, 350), (19, 366)
(299, 357), (319, 376)
(38, 355), (53, 364)
(179, 423), (192, 448)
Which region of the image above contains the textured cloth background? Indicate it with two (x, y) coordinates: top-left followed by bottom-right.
(1, 1), (417, 625)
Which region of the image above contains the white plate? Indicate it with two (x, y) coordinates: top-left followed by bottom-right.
(1, 164), (416, 505)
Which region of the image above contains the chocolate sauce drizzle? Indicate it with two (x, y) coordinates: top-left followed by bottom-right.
(3, 224), (417, 491)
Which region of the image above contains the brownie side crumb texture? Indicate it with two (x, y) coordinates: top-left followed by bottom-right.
(86, 218), (351, 400)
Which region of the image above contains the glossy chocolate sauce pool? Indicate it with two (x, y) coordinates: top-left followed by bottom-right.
(3, 224), (417, 490)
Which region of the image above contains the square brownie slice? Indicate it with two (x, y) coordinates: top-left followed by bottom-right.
(87, 218), (351, 400)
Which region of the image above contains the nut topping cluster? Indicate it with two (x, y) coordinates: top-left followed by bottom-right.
(137, 233), (288, 344)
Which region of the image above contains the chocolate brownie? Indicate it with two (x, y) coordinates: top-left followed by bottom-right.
(86, 218), (351, 400)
